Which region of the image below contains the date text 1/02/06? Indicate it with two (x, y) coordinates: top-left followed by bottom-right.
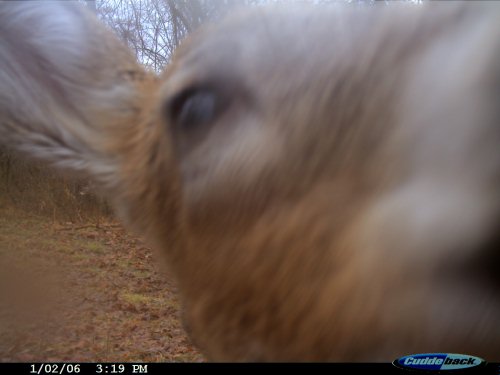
(29, 364), (148, 374)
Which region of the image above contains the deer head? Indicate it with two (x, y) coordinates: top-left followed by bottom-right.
(1, 1), (500, 361)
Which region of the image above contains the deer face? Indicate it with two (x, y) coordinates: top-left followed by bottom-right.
(1, 1), (500, 361)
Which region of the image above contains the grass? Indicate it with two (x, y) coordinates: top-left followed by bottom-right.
(0, 205), (203, 362)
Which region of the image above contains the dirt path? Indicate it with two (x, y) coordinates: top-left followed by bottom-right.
(0, 206), (203, 362)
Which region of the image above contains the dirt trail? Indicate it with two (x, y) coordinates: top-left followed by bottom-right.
(0, 206), (203, 362)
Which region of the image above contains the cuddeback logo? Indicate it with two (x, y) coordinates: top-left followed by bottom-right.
(393, 353), (486, 371)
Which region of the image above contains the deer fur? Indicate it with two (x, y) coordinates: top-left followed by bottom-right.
(1, 1), (500, 361)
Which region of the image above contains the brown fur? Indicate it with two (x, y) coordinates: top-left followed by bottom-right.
(1, 1), (500, 361)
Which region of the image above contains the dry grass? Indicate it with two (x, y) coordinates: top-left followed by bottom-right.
(0, 205), (203, 362)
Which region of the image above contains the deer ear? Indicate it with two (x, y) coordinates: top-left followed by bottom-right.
(0, 2), (149, 185)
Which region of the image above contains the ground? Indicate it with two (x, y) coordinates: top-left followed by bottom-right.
(0, 205), (204, 362)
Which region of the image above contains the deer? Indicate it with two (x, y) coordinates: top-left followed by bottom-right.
(1, 1), (499, 361)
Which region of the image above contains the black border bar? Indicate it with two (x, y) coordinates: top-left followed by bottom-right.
(0, 363), (498, 375)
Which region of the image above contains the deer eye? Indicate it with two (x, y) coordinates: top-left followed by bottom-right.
(169, 87), (222, 133)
